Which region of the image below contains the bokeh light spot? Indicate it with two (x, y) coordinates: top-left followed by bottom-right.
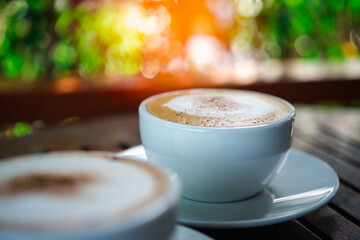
(53, 42), (76, 70)
(294, 35), (317, 57)
(3, 54), (23, 78)
(235, 0), (263, 18)
(15, 18), (31, 38)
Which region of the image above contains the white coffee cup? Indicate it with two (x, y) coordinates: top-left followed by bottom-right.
(139, 89), (295, 202)
(0, 152), (181, 240)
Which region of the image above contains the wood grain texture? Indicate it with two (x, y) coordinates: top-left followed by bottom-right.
(194, 220), (321, 240)
(0, 112), (141, 159)
(331, 185), (360, 224)
(295, 129), (360, 167)
(301, 206), (360, 240)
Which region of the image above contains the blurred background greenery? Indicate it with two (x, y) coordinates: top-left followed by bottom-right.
(1, 0), (359, 84)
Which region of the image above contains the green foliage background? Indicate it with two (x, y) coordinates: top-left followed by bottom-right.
(0, 0), (359, 82)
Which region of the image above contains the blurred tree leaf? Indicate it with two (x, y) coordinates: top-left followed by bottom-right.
(13, 122), (32, 137)
(2, 54), (23, 78)
(52, 41), (76, 70)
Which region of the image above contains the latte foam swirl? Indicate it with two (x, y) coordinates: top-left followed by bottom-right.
(165, 94), (277, 118)
(147, 90), (290, 127)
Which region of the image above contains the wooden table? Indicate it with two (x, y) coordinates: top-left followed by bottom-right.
(0, 105), (360, 240)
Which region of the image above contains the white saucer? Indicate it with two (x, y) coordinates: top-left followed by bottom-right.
(171, 225), (213, 240)
(118, 146), (339, 228)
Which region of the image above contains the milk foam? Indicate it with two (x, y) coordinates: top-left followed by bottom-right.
(0, 154), (165, 230)
(146, 90), (291, 127)
(164, 93), (277, 119)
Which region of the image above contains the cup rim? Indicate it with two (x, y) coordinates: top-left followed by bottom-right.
(139, 88), (296, 130)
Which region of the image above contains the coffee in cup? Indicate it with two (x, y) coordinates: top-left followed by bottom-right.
(146, 89), (290, 127)
(139, 89), (295, 202)
(0, 152), (181, 240)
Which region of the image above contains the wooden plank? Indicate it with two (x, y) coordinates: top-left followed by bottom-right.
(294, 128), (360, 167)
(193, 220), (321, 240)
(292, 137), (360, 191)
(301, 206), (360, 240)
(331, 185), (360, 224)
(295, 106), (360, 149)
(321, 125), (360, 150)
(317, 110), (360, 146)
(0, 114), (141, 159)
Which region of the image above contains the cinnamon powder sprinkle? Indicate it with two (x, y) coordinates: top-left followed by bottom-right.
(0, 172), (96, 196)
